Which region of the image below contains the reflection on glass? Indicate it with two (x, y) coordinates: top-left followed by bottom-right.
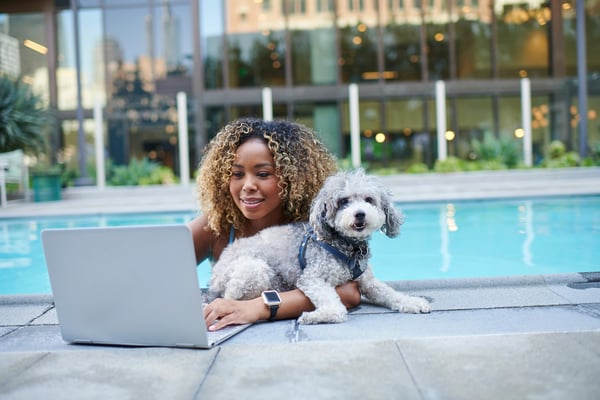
(495, 0), (550, 78)
(294, 103), (340, 156)
(102, 1), (194, 173)
(383, 2), (422, 81)
(339, 20), (378, 83)
(202, 0), (223, 89)
(0, 13), (48, 102)
(425, 1), (449, 81)
(57, 9), (104, 110)
(228, 30), (286, 87)
(454, 2), (492, 78)
(292, 27), (336, 85)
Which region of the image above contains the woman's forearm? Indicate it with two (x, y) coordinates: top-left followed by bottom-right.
(205, 282), (361, 330)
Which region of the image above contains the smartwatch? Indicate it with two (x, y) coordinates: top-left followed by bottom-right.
(261, 290), (282, 321)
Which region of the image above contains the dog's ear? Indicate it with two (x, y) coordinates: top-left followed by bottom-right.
(380, 189), (404, 238)
(310, 176), (339, 238)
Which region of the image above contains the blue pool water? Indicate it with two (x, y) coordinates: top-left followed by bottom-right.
(1, 196), (599, 295)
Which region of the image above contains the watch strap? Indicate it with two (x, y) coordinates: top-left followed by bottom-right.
(268, 304), (279, 321)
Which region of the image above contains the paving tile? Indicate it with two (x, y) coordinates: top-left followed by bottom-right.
(197, 340), (421, 400)
(0, 326), (71, 352)
(0, 303), (53, 327)
(397, 331), (600, 400)
(0, 348), (216, 400)
(547, 284), (600, 305)
(419, 284), (571, 310)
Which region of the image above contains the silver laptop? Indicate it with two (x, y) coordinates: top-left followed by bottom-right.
(42, 224), (250, 349)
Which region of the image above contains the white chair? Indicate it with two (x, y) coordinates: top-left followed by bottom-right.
(0, 149), (30, 207)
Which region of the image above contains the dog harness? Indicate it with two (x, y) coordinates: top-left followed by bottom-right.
(298, 229), (367, 280)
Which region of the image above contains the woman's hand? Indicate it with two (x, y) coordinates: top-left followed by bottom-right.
(204, 297), (267, 331)
(205, 282), (362, 331)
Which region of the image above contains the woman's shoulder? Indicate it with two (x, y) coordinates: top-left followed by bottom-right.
(188, 214), (224, 263)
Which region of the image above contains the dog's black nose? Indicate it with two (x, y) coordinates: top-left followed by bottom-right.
(355, 212), (365, 221)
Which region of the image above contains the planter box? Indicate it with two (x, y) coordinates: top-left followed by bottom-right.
(32, 173), (62, 202)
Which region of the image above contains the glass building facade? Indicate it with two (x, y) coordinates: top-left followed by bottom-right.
(1, 0), (599, 179)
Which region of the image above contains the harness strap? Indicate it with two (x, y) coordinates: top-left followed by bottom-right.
(298, 229), (365, 280)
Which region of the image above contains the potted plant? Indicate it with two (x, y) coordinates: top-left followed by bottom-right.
(0, 74), (59, 201)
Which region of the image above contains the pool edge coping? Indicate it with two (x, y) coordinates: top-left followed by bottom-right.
(2, 272), (597, 305)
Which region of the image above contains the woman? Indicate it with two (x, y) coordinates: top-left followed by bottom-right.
(188, 117), (361, 330)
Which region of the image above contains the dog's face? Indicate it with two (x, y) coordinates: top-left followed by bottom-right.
(332, 192), (386, 239)
(310, 169), (404, 240)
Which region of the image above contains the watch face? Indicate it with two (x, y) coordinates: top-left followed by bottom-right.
(263, 290), (281, 304)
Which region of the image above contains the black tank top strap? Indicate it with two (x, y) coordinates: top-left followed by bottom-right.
(229, 225), (235, 244)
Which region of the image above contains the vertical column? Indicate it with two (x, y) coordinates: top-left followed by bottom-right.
(435, 81), (447, 161)
(177, 92), (190, 186)
(576, 0), (588, 157)
(349, 83), (361, 168)
(521, 78), (533, 167)
(262, 87), (273, 121)
(94, 99), (105, 189)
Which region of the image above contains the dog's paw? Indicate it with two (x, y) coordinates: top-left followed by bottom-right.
(397, 296), (431, 314)
(297, 309), (347, 325)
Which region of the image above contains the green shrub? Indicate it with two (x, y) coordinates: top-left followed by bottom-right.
(108, 158), (178, 186)
(470, 132), (519, 168)
(434, 156), (463, 173)
(405, 162), (430, 173)
(0, 75), (52, 156)
(541, 140), (580, 168)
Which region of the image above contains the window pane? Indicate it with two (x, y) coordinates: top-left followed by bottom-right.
(228, 30), (286, 87)
(587, 1), (600, 75)
(225, 1), (286, 87)
(386, 99), (433, 167)
(495, 0), (550, 78)
(202, 0), (223, 89)
(294, 103), (341, 156)
(339, 21), (378, 83)
(382, 2), (422, 81)
(0, 13), (48, 103)
(455, 2), (492, 78)
(425, 1), (450, 80)
(291, 25), (336, 84)
(453, 96), (495, 159)
(57, 9), (104, 110)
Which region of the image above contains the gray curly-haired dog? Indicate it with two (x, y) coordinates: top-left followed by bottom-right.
(209, 169), (431, 324)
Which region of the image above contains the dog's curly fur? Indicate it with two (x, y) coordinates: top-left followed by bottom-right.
(209, 169), (431, 324)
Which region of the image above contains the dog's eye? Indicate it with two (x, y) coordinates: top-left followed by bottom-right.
(338, 198), (349, 207)
(365, 197), (375, 204)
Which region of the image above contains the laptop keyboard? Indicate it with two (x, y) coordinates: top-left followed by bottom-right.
(206, 323), (250, 345)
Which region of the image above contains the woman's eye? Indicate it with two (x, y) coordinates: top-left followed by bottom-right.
(231, 171), (243, 178)
(257, 171), (271, 178)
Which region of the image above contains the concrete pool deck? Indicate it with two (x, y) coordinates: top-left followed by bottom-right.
(1, 167), (600, 399)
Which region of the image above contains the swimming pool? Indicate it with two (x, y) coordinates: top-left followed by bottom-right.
(1, 195), (599, 295)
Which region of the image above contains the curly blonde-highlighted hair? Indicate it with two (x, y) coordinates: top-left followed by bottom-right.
(196, 117), (338, 237)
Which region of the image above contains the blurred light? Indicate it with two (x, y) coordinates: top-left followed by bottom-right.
(23, 39), (47, 55)
(445, 130), (455, 141)
(375, 133), (386, 143)
(514, 128), (525, 138)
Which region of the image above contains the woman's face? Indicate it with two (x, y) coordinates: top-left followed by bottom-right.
(229, 138), (284, 232)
